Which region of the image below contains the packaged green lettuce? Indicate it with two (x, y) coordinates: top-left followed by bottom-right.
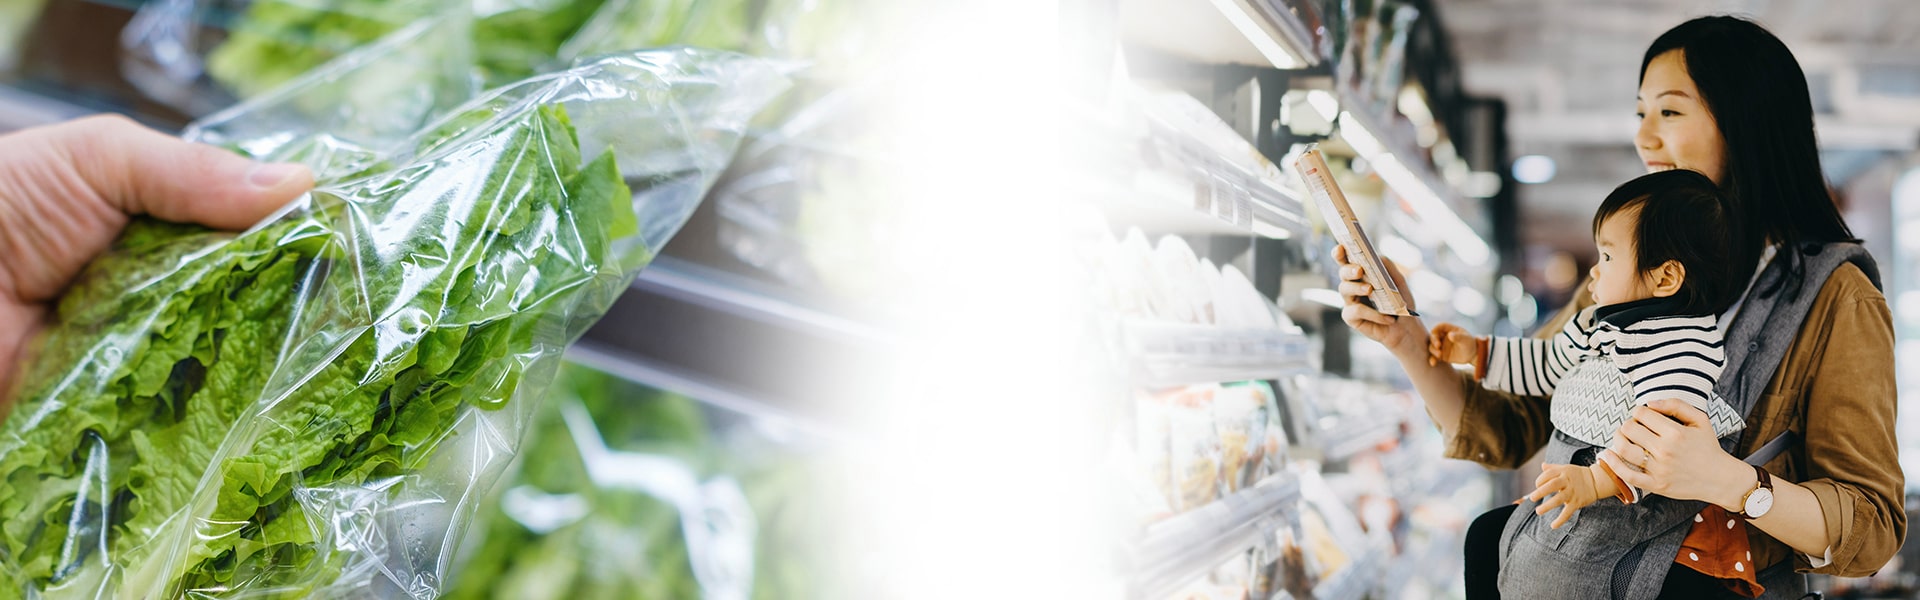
(121, 0), (779, 117)
(0, 47), (788, 599)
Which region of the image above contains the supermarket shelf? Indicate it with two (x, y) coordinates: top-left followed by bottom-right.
(563, 342), (842, 442)
(1081, 170), (1307, 240)
(1319, 412), (1404, 461)
(1069, 94), (1311, 240)
(1313, 542), (1386, 600)
(1139, 90), (1313, 239)
(1125, 320), (1315, 387)
(1377, 531), (1448, 598)
(1120, 0), (1319, 69)
(582, 256), (895, 419)
(1330, 88), (1493, 267)
(1127, 473), (1303, 600)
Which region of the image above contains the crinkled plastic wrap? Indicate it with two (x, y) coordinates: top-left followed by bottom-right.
(120, 0), (782, 117)
(443, 361), (838, 600)
(0, 48), (789, 599)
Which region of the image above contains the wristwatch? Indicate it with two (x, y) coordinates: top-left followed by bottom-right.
(1739, 465), (1776, 519)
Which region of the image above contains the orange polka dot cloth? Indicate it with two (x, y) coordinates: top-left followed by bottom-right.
(1675, 504), (1762, 597)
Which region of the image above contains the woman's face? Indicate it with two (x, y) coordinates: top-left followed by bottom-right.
(1636, 50), (1727, 184)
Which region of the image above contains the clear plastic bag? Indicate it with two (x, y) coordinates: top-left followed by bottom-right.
(120, 0), (782, 117)
(443, 360), (839, 600)
(0, 47), (789, 599)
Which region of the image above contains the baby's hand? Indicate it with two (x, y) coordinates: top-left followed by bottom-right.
(1426, 323), (1480, 367)
(1528, 464), (1602, 529)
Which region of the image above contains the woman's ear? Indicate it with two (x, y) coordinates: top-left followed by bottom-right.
(1647, 260), (1685, 297)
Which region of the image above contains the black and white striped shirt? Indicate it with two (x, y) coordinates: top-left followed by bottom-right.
(1484, 296), (1726, 422)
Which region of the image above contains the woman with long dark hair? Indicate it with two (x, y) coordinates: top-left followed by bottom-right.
(1336, 16), (1901, 599)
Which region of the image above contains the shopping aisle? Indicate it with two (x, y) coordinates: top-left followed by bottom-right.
(6, 0), (1920, 599)
(1065, 0), (1509, 597)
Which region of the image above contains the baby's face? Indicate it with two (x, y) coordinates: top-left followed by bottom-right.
(1587, 210), (1656, 306)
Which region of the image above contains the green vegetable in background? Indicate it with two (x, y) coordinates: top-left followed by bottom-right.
(0, 103), (639, 599)
(202, 0), (764, 103)
(442, 363), (837, 599)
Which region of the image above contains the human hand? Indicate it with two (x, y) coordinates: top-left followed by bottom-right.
(1527, 463), (1604, 529)
(1599, 399), (1751, 511)
(1333, 244), (1426, 362)
(0, 115), (312, 404)
(1427, 322), (1480, 367)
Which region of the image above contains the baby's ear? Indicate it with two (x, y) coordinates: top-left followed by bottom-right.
(1647, 260), (1686, 297)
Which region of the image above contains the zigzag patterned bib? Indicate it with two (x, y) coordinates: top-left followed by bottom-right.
(1550, 356), (1746, 448)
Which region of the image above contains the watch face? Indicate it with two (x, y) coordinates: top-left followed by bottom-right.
(1746, 488), (1775, 518)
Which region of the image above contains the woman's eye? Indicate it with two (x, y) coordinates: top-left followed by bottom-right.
(1634, 112), (1645, 120)
(1602, 253), (1611, 261)
(1661, 109), (1679, 117)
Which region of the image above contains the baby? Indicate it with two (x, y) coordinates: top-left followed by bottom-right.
(1430, 169), (1765, 596)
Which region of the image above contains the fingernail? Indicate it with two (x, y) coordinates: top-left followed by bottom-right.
(247, 162), (303, 188)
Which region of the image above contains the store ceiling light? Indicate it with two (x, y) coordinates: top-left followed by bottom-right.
(1513, 154), (1556, 184)
(1206, 0), (1305, 69)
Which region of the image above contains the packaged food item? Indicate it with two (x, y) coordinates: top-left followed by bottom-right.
(123, 0), (789, 117)
(1135, 389), (1176, 515)
(1152, 235), (1202, 324)
(1214, 382), (1272, 493)
(1165, 385), (1221, 511)
(0, 47), (787, 598)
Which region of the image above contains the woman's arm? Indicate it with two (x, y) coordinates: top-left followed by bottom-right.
(1333, 245), (1466, 435)
(1771, 286), (1903, 574)
(1334, 245), (1570, 465)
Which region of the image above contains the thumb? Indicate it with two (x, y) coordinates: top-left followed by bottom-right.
(54, 115), (312, 229)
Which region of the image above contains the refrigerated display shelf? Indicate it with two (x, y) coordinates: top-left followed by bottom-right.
(1070, 106), (1311, 241)
(582, 255), (894, 420)
(1120, 0), (1320, 70)
(1125, 319), (1314, 387)
(1377, 531), (1450, 599)
(1330, 86), (1485, 240)
(1313, 542), (1385, 600)
(1319, 413), (1404, 461)
(1127, 472), (1303, 600)
(563, 342), (842, 442)
(1082, 173), (1275, 239)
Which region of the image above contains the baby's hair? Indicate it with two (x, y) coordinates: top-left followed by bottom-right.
(1592, 169), (1754, 316)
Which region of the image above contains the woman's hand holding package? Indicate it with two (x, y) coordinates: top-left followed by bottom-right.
(1333, 244), (1428, 363)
